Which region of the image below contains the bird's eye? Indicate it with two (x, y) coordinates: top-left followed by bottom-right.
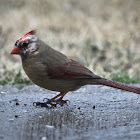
(22, 42), (28, 48)
(15, 41), (17, 46)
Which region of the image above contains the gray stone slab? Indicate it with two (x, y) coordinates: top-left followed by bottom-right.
(0, 84), (140, 140)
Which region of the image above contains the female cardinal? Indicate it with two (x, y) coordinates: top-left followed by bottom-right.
(11, 30), (140, 107)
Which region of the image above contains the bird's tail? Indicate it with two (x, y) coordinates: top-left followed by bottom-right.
(97, 79), (140, 94)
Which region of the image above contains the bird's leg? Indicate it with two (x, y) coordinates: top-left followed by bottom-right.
(33, 92), (69, 107)
(53, 92), (70, 106)
(43, 92), (62, 102)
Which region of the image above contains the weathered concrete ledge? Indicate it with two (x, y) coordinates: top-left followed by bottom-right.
(0, 84), (140, 140)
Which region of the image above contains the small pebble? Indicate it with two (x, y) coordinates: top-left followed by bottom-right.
(93, 105), (96, 109)
(0, 91), (6, 94)
(0, 136), (4, 139)
(39, 116), (43, 119)
(23, 110), (27, 113)
(15, 115), (21, 118)
(41, 137), (47, 140)
(9, 119), (14, 122)
(45, 125), (54, 129)
(16, 102), (20, 105)
(13, 99), (20, 102)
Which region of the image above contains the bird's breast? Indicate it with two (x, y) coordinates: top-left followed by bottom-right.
(22, 58), (49, 82)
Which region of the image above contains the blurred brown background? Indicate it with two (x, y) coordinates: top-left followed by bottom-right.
(0, 0), (140, 84)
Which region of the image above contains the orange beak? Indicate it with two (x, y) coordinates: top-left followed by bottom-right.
(11, 47), (23, 55)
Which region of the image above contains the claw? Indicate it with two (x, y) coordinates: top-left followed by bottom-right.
(53, 99), (70, 106)
(43, 98), (49, 102)
(33, 102), (56, 108)
(64, 99), (70, 104)
(33, 99), (69, 108)
(33, 102), (40, 106)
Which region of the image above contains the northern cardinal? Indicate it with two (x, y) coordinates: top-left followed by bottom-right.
(11, 30), (140, 107)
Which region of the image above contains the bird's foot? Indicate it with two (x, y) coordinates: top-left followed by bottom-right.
(33, 101), (56, 108)
(52, 98), (70, 106)
(33, 98), (70, 108)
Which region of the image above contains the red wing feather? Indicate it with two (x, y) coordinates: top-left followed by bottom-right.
(47, 59), (95, 79)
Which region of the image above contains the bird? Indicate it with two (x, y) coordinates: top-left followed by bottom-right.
(11, 30), (140, 107)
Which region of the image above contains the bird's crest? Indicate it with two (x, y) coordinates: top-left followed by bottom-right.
(22, 30), (36, 39)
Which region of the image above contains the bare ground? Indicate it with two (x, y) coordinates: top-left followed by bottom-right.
(0, 84), (140, 140)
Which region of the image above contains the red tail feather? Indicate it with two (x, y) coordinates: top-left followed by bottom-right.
(100, 80), (140, 94)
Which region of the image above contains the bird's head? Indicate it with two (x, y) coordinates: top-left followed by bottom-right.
(11, 30), (38, 59)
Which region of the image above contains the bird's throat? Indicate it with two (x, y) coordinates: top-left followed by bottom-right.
(20, 52), (29, 60)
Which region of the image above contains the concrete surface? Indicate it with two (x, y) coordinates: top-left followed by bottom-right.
(0, 84), (140, 140)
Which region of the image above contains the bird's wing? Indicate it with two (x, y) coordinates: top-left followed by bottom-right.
(47, 59), (100, 79)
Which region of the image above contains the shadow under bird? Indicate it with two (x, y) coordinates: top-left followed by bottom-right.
(11, 30), (140, 107)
